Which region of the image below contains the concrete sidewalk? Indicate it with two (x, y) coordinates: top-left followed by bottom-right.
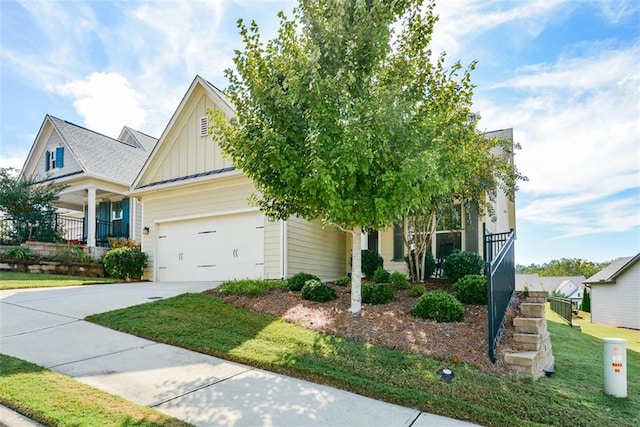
(0, 282), (476, 426)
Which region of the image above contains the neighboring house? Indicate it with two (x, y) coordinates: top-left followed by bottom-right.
(515, 274), (586, 307)
(18, 115), (157, 253)
(130, 75), (516, 282)
(584, 254), (640, 330)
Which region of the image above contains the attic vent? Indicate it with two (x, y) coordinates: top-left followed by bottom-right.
(200, 116), (209, 137)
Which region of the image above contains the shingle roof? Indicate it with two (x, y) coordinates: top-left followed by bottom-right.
(48, 115), (150, 186)
(122, 126), (158, 152)
(584, 254), (640, 284)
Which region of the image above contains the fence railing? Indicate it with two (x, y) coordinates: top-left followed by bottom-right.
(549, 296), (573, 326)
(484, 224), (516, 363)
(1, 213), (84, 246)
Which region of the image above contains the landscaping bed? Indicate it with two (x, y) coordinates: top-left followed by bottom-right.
(206, 279), (521, 376)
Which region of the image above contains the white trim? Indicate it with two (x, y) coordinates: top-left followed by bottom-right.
(128, 169), (243, 196)
(153, 207), (261, 225)
(280, 219), (288, 279)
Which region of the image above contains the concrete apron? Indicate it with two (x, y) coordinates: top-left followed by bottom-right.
(1, 283), (476, 427)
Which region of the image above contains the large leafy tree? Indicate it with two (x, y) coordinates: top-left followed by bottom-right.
(0, 167), (66, 242)
(215, 0), (517, 313)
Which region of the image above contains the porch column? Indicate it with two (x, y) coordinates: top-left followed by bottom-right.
(87, 186), (96, 248)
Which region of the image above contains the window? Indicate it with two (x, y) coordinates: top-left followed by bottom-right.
(44, 146), (64, 171)
(111, 201), (123, 221)
(367, 231), (379, 253)
(200, 116), (209, 137)
(392, 223), (404, 261)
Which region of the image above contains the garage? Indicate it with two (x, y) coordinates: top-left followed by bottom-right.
(156, 212), (265, 282)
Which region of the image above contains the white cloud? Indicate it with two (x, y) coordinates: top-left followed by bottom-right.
(55, 72), (146, 138)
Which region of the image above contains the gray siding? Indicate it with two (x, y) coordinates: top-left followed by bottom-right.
(591, 262), (640, 329)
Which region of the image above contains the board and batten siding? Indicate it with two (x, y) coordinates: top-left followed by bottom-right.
(286, 216), (347, 282)
(591, 262), (640, 329)
(140, 175), (275, 280)
(141, 86), (233, 188)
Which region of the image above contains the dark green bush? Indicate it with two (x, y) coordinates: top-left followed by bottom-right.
(372, 266), (390, 284)
(362, 283), (394, 305)
(442, 250), (484, 284)
(423, 251), (436, 280)
(2, 247), (32, 260)
(334, 276), (351, 286)
(580, 290), (591, 312)
(453, 274), (487, 304)
(404, 250), (436, 281)
(410, 284), (426, 297)
(361, 249), (383, 277)
(411, 291), (464, 322)
(390, 271), (409, 289)
(103, 247), (147, 281)
(287, 272), (321, 291)
(301, 279), (337, 302)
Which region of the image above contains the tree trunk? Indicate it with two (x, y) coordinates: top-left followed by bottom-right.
(350, 226), (362, 314)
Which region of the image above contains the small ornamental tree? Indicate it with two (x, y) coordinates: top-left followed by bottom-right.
(214, 0), (519, 313)
(580, 289), (591, 313)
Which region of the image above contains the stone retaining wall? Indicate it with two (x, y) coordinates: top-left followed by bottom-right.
(0, 260), (105, 277)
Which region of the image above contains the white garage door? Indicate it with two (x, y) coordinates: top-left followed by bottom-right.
(156, 212), (264, 282)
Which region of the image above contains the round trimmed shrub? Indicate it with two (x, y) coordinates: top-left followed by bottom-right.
(287, 272), (321, 291)
(361, 249), (383, 277)
(373, 266), (391, 284)
(390, 271), (409, 289)
(301, 279), (337, 302)
(411, 291), (464, 322)
(453, 274), (488, 304)
(442, 250), (484, 284)
(362, 283), (395, 305)
(334, 276), (351, 286)
(410, 284), (426, 297)
(103, 247), (148, 281)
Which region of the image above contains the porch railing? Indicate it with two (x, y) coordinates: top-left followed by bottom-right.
(549, 296), (573, 327)
(484, 224), (516, 363)
(0, 213), (84, 246)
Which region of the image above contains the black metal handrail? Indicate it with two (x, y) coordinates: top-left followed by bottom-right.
(0, 213), (84, 245)
(484, 224), (516, 363)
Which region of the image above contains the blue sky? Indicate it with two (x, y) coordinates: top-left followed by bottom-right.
(1, 0), (638, 265)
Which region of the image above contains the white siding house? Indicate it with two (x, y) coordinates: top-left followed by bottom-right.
(584, 254), (640, 330)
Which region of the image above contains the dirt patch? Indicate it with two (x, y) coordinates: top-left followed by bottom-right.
(205, 280), (522, 376)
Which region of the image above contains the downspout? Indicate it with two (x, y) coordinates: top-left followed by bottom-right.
(280, 219), (288, 279)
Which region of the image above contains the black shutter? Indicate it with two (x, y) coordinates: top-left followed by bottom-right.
(45, 150), (50, 171)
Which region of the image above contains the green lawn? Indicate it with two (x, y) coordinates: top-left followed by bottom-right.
(87, 293), (640, 427)
(0, 354), (191, 427)
(565, 309), (640, 353)
(0, 271), (119, 290)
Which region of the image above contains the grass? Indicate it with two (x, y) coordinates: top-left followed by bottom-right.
(0, 353), (191, 427)
(0, 271), (119, 290)
(566, 309), (640, 353)
(87, 292), (640, 427)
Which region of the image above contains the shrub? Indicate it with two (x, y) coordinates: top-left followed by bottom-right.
(410, 284), (426, 297)
(287, 272), (321, 291)
(218, 279), (286, 296)
(390, 271), (409, 289)
(103, 247), (148, 281)
(2, 247), (32, 260)
(107, 237), (141, 249)
(372, 266), (390, 284)
(411, 291), (464, 322)
(335, 276), (351, 286)
(301, 279), (337, 302)
(442, 250), (484, 284)
(404, 250), (436, 281)
(362, 283), (394, 305)
(580, 290), (591, 313)
(453, 274), (487, 304)
(361, 249), (383, 277)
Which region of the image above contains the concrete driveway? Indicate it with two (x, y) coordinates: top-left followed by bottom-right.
(0, 282), (476, 426)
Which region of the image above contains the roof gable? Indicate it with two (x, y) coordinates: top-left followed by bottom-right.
(584, 254), (640, 284)
(132, 75), (236, 190)
(20, 115), (151, 186)
(118, 126), (158, 152)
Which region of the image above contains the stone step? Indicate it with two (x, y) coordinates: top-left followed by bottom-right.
(504, 351), (540, 367)
(513, 333), (542, 351)
(520, 303), (546, 319)
(513, 317), (546, 334)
